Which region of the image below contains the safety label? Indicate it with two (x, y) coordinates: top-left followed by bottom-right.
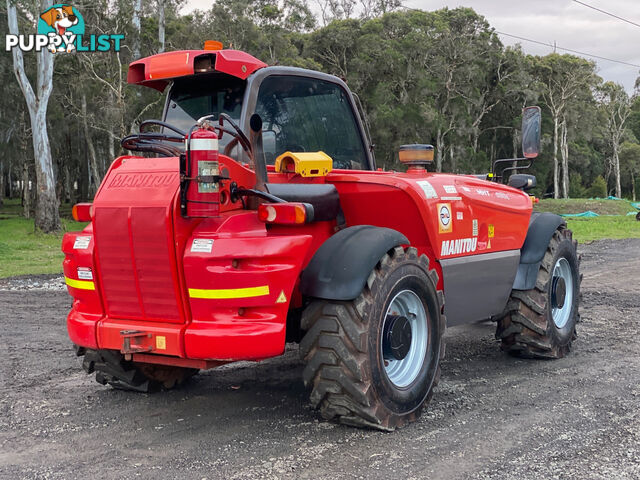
(416, 180), (438, 199)
(437, 203), (452, 233)
(77, 267), (93, 280)
(191, 238), (214, 253)
(73, 236), (91, 249)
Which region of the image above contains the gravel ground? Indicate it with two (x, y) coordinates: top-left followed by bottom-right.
(1, 239), (639, 479)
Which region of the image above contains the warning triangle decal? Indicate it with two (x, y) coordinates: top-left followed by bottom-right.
(276, 290), (287, 304)
(487, 239), (492, 249)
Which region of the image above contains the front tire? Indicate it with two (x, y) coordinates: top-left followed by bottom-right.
(497, 226), (581, 358)
(300, 247), (445, 430)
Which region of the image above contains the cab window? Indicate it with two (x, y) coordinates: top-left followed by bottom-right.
(255, 76), (368, 170)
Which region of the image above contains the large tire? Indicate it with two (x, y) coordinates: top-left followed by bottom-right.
(496, 226), (581, 358)
(81, 349), (197, 392)
(299, 246), (445, 431)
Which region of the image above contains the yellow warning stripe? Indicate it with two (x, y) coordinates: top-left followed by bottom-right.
(65, 277), (96, 291)
(188, 285), (270, 299)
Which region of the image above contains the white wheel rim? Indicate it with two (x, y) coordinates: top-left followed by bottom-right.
(381, 290), (428, 388)
(551, 257), (574, 329)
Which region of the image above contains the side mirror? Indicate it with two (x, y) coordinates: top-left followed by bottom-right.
(263, 130), (277, 158)
(521, 106), (541, 159)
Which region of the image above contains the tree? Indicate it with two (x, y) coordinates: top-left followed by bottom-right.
(620, 141), (640, 201)
(133, 0), (142, 58)
(598, 81), (634, 199)
(534, 54), (596, 198)
(158, 0), (165, 52)
(7, 0), (60, 232)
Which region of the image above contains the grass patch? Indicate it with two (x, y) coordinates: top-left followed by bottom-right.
(535, 198), (636, 216)
(1, 196), (638, 277)
(564, 216), (640, 243)
(0, 214), (86, 278)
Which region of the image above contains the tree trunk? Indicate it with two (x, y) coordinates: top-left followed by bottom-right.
(613, 144), (622, 198)
(436, 127), (444, 172)
(449, 144), (456, 173)
(81, 94), (101, 196)
(0, 159), (4, 206)
(31, 108), (60, 231)
(7, 0), (60, 232)
(158, 0), (165, 53)
(133, 0), (142, 59)
(561, 119), (569, 199)
(631, 170), (636, 202)
(7, 162), (13, 199)
(22, 161), (30, 219)
(552, 115), (559, 199)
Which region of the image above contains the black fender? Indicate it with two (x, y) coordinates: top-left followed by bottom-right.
(299, 225), (408, 301)
(513, 212), (566, 290)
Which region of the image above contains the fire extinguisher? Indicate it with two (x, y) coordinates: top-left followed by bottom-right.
(182, 124), (220, 217)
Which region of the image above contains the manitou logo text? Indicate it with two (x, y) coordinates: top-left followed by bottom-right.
(5, 4), (123, 54)
(441, 237), (478, 257)
(109, 173), (175, 189)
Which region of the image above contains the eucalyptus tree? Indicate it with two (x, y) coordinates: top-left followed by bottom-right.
(598, 81), (635, 199)
(6, 0), (60, 232)
(533, 54), (597, 198)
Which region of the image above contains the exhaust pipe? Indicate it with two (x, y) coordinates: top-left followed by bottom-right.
(249, 113), (268, 192)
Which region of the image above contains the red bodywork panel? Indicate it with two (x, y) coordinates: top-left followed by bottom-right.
(127, 49), (267, 92)
(63, 155), (531, 365)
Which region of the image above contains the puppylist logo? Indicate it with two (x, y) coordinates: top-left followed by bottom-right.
(5, 4), (124, 54)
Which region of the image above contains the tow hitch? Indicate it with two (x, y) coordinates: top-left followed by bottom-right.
(120, 330), (154, 359)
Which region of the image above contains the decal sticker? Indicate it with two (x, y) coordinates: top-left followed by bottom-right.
(198, 161), (220, 194)
(441, 196), (462, 201)
(456, 212), (463, 220)
(77, 267), (93, 280)
(488, 224), (495, 238)
(461, 186), (471, 192)
(487, 239), (492, 249)
(437, 203), (452, 233)
(441, 237), (478, 256)
(472, 219), (478, 236)
(476, 189), (490, 197)
(155, 336), (166, 350)
(416, 180), (438, 199)
(443, 185), (457, 194)
(191, 238), (214, 253)
(73, 236), (91, 249)
(495, 192), (510, 200)
(276, 290), (288, 304)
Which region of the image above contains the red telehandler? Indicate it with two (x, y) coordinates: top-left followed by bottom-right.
(63, 44), (580, 430)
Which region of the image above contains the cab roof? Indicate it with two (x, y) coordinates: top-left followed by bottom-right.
(127, 49), (267, 92)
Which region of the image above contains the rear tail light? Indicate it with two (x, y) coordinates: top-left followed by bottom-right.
(72, 203), (92, 222)
(257, 202), (313, 225)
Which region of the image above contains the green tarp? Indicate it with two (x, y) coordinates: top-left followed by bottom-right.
(560, 211), (599, 218)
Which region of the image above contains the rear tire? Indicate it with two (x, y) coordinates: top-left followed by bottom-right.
(81, 349), (197, 392)
(300, 246), (445, 430)
(496, 226), (581, 358)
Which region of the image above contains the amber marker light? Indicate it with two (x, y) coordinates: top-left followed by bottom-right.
(258, 203), (310, 225)
(204, 40), (223, 51)
(72, 203), (92, 222)
(398, 144), (434, 168)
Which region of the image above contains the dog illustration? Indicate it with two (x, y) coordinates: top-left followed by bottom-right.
(40, 5), (78, 53)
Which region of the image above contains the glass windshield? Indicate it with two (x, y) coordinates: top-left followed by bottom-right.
(164, 73), (246, 148)
(255, 76), (368, 169)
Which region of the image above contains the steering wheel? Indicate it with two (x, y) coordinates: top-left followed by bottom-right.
(122, 116), (255, 161)
(193, 113), (253, 161)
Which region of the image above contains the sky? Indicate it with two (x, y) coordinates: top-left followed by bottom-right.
(184, 0), (640, 92)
